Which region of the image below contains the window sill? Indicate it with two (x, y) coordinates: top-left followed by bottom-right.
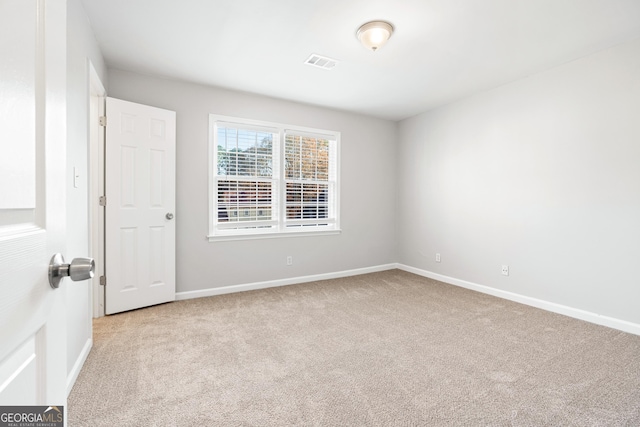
(207, 229), (342, 242)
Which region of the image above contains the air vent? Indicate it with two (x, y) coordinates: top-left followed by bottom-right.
(304, 54), (338, 70)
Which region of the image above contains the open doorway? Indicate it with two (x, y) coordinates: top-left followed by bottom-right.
(88, 80), (177, 317)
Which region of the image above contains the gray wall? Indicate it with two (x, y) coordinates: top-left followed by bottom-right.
(107, 69), (397, 293)
(66, 0), (107, 384)
(397, 38), (640, 325)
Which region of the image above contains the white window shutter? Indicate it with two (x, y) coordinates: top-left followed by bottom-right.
(209, 114), (339, 239)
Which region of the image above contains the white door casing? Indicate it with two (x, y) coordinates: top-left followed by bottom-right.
(0, 0), (67, 408)
(89, 65), (106, 318)
(105, 98), (176, 315)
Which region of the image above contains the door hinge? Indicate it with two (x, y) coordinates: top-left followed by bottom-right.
(99, 276), (106, 286)
(99, 115), (107, 127)
(99, 196), (107, 206)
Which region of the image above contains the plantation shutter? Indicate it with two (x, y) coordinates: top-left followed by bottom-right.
(283, 130), (338, 228)
(210, 114), (340, 239)
(214, 122), (279, 232)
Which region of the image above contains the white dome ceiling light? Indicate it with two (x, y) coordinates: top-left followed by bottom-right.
(356, 21), (394, 52)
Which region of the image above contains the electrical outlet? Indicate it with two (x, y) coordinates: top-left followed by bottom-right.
(286, 256), (293, 266)
(435, 253), (441, 263)
(501, 265), (509, 276)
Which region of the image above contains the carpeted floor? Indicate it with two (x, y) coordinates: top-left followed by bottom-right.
(68, 270), (640, 426)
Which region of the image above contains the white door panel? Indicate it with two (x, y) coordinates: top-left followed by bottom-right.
(0, 0), (67, 410)
(105, 98), (176, 315)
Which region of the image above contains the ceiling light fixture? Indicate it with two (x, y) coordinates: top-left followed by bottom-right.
(356, 21), (394, 52)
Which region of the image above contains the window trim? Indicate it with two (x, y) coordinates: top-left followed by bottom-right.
(208, 114), (341, 242)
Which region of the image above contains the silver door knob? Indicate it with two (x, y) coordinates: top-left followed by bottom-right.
(166, 213), (174, 220)
(48, 254), (95, 289)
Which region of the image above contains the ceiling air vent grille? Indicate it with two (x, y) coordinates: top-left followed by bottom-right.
(304, 54), (338, 70)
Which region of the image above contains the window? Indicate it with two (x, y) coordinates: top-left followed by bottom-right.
(209, 115), (340, 240)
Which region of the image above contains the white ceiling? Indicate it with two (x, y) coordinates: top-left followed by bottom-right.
(80, 0), (640, 121)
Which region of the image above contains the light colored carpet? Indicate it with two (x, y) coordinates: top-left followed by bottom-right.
(68, 270), (640, 426)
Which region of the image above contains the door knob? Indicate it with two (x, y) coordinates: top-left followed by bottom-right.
(166, 213), (174, 220)
(48, 254), (95, 289)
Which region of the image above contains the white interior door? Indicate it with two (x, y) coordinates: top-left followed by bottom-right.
(0, 0), (67, 410)
(105, 97), (176, 315)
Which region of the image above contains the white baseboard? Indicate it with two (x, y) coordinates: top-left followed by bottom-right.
(67, 338), (92, 396)
(175, 264), (397, 301)
(176, 262), (639, 336)
(397, 264), (640, 336)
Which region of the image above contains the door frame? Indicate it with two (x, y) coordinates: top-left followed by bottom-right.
(89, 61), (106, 318)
